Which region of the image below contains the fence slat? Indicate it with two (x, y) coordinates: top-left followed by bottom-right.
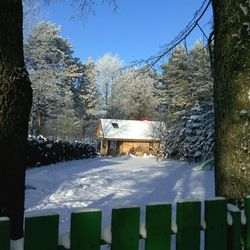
(176, 200), (201, 250)
(205, 198), (227, 250)
(244, 197), (250, 250)
(24, 214), (59, 250)
(0, 198), (244, 250)
(145, 203), (171, 250)
(0, 218), (10, 250)
(229, 211), (241, 250)
(70, 209), (102, 250)
(111, 207), (140, 250)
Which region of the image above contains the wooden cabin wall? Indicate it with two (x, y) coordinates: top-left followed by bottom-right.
(99, 140), (163, 156)
(119, 141), (161, 156)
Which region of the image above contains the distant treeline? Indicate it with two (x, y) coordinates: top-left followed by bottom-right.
(26, 136), (97, 168)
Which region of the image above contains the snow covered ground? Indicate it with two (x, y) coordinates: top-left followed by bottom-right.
(25, 155), (215, 235)
(24, 155), (215, 249)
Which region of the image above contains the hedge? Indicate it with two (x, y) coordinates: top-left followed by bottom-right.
(26, 135), (97, 168)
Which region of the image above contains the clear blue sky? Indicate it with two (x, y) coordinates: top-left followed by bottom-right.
(42, 0), (213, 65)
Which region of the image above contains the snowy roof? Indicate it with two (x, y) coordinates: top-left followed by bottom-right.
(97, 119), (162, 141)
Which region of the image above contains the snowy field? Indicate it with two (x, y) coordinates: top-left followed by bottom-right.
(25, 155), (215, 247)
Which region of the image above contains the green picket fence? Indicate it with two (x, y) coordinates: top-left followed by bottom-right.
(1, 197), (250, 250)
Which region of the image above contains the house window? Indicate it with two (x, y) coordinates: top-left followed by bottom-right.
(112, 122), (119, 128)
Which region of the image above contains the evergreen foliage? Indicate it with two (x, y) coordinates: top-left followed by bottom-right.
(160, 41), (214, 162)
(25, 22), (88, 140)
(74, 58), (100, 137)
(166, 101), (214, 162)
(25, 22), (214, 162)
(161, 45), (193, 118)
(26, 135), (97, 168)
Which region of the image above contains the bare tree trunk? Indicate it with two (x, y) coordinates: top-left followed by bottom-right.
(212, 0), (250, 201)
(0, 0), (32, 239)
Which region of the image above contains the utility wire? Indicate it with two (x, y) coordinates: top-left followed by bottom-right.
(111, 0), (212, 77)
(133, 0), (212, 70)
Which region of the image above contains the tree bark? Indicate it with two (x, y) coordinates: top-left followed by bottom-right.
(0, 1), (32, 239)
(212, 0), (250, 201)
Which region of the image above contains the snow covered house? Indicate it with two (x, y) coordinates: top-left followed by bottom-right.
(96, 119), (164, 156)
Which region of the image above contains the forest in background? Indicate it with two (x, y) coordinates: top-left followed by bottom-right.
(24, 21), (213, 163)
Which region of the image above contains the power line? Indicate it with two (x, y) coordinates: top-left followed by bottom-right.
(197, 22), (209, 40)
(111, 0), (212, 77)
(132, 0), (212, 70)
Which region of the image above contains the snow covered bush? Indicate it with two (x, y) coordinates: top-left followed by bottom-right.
(165, 101), (214, 162)
(26, 135), (97, 168)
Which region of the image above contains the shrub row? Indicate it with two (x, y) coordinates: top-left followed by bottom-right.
(26, 135), (97, 168)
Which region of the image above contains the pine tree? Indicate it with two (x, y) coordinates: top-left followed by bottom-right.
(74, 58), (100, 138)
(162, 41), (214, 162)
(160, 45), (192, 122)
(25, 22), (83, 138)
(190, 40), (213, 102)
(81, 58), (99, 118)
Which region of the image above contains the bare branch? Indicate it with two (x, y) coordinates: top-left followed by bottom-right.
(131, 0), (212, 70)
(44, 0), (118, 21)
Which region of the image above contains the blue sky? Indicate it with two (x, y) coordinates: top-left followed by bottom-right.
(42, 0), (213, 65)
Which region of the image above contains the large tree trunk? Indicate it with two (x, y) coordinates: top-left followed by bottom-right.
(212, 0), (250, 201)
(0, 1), (32, 239)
